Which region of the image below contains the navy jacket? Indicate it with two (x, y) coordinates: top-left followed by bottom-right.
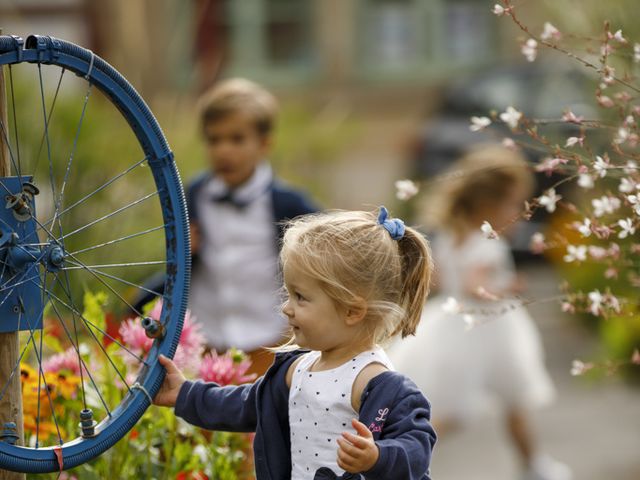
(131, 172), (317, 312)
(175, 350), (436, 480)
(186, 171), (319, 253)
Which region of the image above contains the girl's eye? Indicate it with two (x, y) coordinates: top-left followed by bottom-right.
(295, 292), (305, 301)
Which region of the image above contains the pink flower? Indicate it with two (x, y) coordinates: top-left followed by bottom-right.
(540, 22), (561, 41)
(571, 359), (593, 376)
(481, 221), (499, 239)
(616, 91), (633, 103)
(502, 137), (517, 149)
(597, 95), (615, 108)
(606, 293), (621, 313)
(562, 110), (584, 124)
(173, 310), (206, 373)
(119, 318), (154, 355)
(561, 301), (576, 314)
(608, 29), (627, 44)
(588, 245), (608, 260)
(535, 157), (568, 176)
(199, 350), (257, 386)
(607, 242), (621, 260)
(148, 298), (163, 321)
(121, 300), (206, 374)
(492, 4), (509, 16)
(632, 349), (640, 365)
(530, 232), (546, 254)
(59, 474), (79, 480)
(43, 347), (83, 375)
(565, 136), (583, 148)
(604, 267), (618, 279)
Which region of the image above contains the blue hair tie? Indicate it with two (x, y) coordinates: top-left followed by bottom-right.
(377, 206), (405, 241)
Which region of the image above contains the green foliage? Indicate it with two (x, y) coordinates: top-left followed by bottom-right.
(24, 291), (252, 480)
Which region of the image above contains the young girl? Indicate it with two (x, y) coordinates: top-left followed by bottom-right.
(390, 145), (570, 480)
(155, 207), (436, 479)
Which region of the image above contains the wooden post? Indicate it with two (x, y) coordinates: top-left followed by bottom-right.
(0, 27), (26, 480)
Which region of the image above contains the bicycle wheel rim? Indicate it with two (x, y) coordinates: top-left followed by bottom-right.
(0, 35), (190, 473)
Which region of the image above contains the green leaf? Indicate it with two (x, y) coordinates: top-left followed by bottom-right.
(82, 291), (108, 341)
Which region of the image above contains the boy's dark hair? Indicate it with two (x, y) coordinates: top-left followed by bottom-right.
(197, 78), (278, 136)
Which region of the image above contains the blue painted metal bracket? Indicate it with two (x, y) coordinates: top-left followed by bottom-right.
(0, 177), (43, 333)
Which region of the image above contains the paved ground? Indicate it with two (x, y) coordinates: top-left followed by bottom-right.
(428, 263), (640, 480)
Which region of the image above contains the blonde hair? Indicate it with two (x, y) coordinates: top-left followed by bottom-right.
(197, 78), (278, 135)
(424, 144), (535, 236)
(280, 209), (433, 346)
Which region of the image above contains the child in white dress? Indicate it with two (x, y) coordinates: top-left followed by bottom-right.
(390, 145), (571, 480)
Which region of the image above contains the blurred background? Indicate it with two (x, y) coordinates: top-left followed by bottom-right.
(1, 0), (639, 479)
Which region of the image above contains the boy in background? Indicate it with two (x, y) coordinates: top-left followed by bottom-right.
(187, 78), (318, 375)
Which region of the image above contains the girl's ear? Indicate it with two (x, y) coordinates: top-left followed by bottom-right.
(344, 298), (367, 326)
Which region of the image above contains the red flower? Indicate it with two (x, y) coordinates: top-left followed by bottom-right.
(176, 472), (208, 480)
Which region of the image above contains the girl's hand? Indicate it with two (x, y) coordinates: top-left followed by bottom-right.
(153, 355), (186, 407)
(336, 418), (379, 473)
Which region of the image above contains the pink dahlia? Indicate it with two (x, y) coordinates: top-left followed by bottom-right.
(199, 350), (256, 386)
(119, 317), (154, 356)
(42, 347), (83, 375)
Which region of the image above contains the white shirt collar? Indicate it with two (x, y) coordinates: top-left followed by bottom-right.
(206, 161), (273, 205)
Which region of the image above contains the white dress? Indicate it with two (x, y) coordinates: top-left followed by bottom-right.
(389, 231), (554, 422)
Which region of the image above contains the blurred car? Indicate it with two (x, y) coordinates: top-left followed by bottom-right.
(410, 61), (600, 260)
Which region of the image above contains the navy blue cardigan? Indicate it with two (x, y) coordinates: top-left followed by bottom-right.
(175, 350), (436, 480)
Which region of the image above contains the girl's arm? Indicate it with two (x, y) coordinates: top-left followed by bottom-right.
(358, 373), (436, 480)
(155, 355), (260, 432)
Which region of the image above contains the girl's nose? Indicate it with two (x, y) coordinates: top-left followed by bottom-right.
(282, 300), (293, 317)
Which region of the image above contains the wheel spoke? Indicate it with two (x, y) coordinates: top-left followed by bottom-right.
(63, 260), (167, 270)
(59, 250), (150, 318)
(63, 260), (164, 297)
(44, 285), (112, 417)
(49, 275), (134, 401)
(52, 243), (89, 410)
(37, 64), (58, 234)
(32, 68), (65, 181)
(0, 256), (46, 310)
(24, 276), (148, 366)
(20, 306), (65, 447)
(56, 190), (159, 242)
(0, 272), (43, 294)
(8, 65), (22, 179)
(51, 82), (93, 233)
(34, 155), (149, 238)
(69, 224), (166, 256)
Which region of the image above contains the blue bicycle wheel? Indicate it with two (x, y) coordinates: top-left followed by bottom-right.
(0, 35), (189, 473)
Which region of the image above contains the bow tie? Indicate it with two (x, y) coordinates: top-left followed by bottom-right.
(313, 467), (362, 480)
(210, 191), (249, 209)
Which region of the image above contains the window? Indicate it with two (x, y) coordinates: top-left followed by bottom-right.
(199, 0), (316, 84)
(356, 0), (496, 80)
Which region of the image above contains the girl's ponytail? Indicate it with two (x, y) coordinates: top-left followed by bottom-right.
(394, 227), (433, 338)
